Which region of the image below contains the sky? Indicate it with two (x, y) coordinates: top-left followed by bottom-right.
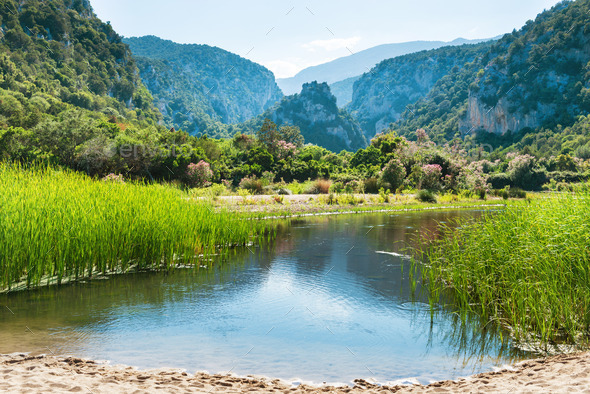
(91, 0), (563, 79)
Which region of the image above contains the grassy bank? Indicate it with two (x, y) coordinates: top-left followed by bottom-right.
(0, 164), (276, 291)
(421, 192), (590, 350)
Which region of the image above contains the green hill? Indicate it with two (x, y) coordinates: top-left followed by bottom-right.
(386, 0), (590, 147)
(0, 0), (158, 124)
(124, 36), (283, 137)
(247, 82), (367, 152)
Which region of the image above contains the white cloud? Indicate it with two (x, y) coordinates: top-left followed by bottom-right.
(302, 36), (361, 52)
(266, 60), (302, 79)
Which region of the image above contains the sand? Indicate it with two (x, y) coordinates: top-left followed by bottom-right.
(2, 352), (590, 393)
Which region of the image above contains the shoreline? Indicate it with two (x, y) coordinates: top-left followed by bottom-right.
(1, 202), (505, 295)
(2, 352), (590, 392)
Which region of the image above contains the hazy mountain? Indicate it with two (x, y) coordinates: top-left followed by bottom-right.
(124, 36), (283, 137)
(277, 38), (496, 99)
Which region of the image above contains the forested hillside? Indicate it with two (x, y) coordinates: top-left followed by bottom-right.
(0, 0), (158, 123)
(387, 0), (590, 150)
(348, 42), (494, 138)
(124, 36), (283, 138)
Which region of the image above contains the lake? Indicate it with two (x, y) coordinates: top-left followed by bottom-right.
(0, 210), (528, 385)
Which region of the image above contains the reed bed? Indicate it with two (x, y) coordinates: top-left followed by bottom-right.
(0, 164), (276, 290)
(421, 192), (590, 349)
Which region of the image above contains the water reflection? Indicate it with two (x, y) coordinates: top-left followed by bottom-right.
(0, 210), (528, 385)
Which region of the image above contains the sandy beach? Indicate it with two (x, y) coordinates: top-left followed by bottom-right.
(2, 352), (589, 393)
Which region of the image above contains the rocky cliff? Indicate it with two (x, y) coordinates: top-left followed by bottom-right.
(461, 0), (590, 135)
(349, 42), (494, 138)
(256, 82), (367, 152)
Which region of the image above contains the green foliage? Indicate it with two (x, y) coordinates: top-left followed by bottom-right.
(246, 82), (367, 152)
(416, 189), (437, 203)
(0, 163), (275, 290)
(424, 193), (590, 347)
(124, 36), (282, 137)
(0, 0), (159, 125)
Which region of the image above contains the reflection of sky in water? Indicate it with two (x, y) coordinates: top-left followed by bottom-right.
(0, 210), (528, 385)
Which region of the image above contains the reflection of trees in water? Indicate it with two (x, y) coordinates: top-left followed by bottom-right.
(0, 246), (259, 331)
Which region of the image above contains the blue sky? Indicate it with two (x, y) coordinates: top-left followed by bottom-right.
(92, 0), (562, 78)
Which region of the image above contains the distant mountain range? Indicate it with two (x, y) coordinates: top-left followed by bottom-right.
(276, 38), (497, 105)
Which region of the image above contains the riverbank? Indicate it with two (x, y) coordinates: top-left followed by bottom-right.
(2, 352), (589, 393)
(206, 192), (514, 216)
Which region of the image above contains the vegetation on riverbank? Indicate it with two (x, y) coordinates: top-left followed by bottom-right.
(0, 163), (277, 291)
(421, 191), (590, 350)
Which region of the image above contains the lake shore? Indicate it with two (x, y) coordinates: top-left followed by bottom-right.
(2, 352), (589, 393)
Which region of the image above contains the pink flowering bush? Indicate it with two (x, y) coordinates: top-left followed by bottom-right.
(102, 173), (125, 183)
(275, 140), (297, 159)
(420, 164), (443, 191)
(187, 160), (213, 187)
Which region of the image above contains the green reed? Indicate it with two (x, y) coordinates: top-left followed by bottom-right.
(0, 163), (277, 290)
(421, 193), (590, 349)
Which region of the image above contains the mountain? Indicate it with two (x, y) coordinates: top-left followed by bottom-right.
(349, 42), (494, 138)
(276, 38), (495, 101)
(0, 0), (158, 126)
(124, 36), (283, 137)
(389, 0), (590, 143)
(248, 82), (367, 152)
(329, 76), (361, 107)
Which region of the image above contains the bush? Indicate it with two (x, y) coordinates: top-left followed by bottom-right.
(329, 181), (345, 193)
(488, 173), (511, 189)
(315, 179), (332, 194)
(416, 189), (437, 203)
(239, 175), (264, 194)
(508, 187), (526, 199)
(381, 159), (406, 191)
(187, 160), (213, 187)
(364, 177), (380, 194)
(420, 164), (443, 191)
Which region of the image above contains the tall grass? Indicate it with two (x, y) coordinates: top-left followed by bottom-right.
(0, 163), (276, 290)
(421, 193), (590, 349)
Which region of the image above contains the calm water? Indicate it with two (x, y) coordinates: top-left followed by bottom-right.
(0, 210), (528, 385)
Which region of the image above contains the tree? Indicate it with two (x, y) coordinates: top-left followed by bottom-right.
(380, 159), (406, 191)
(256, 119), (281, 151)
(278, 124), (304, 147)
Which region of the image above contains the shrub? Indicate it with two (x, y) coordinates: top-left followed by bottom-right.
(344, 179), (362, 194)
(477, 188), (486, 200)
(239, 175), (264, 194)
(420, 164), (443, 191)
(364, 177), (380, 194)
(380, 159), (406, 191)
(416, 189), (437, 203)
(315, 179), (332, 194)
(187, 160), (213, 187)
(508, 187), (526, 199)
(488, 173), (511, 189)
(329, 181), (345, 193)
(379, 187), (390, 203)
